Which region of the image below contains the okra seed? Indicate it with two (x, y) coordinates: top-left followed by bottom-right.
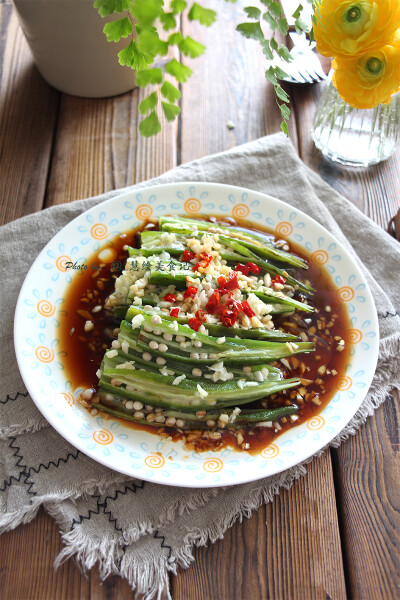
(142, 352), (152, 361)
(158, 343), (168, 353)
(156, 356), (166, 365)
(163, 333), (173, 341)
(192, 368), (202, 377)
(133, 401), (143, 411)
(134, 411), (145, 419)
(149, 340), (159, 350)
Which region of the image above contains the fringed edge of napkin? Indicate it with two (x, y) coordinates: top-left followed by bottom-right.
(50, 487), (221, 600)
(0, 473), (128, 533)
(0, 416), (49, 440)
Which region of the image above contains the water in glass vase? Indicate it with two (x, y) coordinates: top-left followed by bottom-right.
(311, 73), (400, 167)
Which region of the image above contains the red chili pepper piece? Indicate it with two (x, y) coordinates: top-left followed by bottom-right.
(220, 309), (238, 327)
(184, 286), (197, 298)
(206, 290), (220, 313)
(271, 275), (286, 285)
(241, 300), (256, 318)
(235, 263), (250, 276)
(195, 309), (206, 322)
(193, 253), (213, 272)
(170, 307), (180, 317)
(188, 317), (202, 331)
(217, 276), (227, 289)
(230, 300), (243, 314)
(201, 253), (213, 266)
(163, 293), (177, 303)
(214, 293), (236, 315)
(246, 262), (261, 275)
(224, 272), (239, 291)
(182, 250), (196, 262)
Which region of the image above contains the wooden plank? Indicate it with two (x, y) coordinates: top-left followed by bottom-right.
(293, 81), (400, 599)
(174, 454), (346, 600)
(179, 1), (297, 162)
(89, 565), (137, 600)
(333, 393), (400, 600)
(266, 453), (347, 599)
(0, 5), (59, 225)
(89, 568), (170, 600)
(44, 73), (178, 207)
(0, 508), (90, 600)
(0, 509), (143, 600)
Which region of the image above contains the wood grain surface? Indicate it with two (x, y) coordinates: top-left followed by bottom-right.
(1, 1), (399, 599)
(0, 6), (59, 224)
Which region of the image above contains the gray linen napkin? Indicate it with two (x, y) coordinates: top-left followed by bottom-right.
(1, 133), (399, 599)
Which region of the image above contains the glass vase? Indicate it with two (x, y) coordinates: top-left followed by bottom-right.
(311, 72), (400, 167)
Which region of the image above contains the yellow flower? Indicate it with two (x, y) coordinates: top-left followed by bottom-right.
(313, 0), (400, 57)
(332, 31), (400, 108)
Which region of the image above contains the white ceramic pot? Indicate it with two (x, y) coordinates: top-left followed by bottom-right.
(13, 0), (136, 97)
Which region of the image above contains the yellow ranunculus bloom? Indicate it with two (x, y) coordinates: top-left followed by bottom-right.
(332, 30), (400, 108)
(313, 0), (400, 57)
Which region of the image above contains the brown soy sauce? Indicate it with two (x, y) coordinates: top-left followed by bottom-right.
(58, 217), (351, 454)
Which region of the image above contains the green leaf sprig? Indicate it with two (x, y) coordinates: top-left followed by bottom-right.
(94, 0), (316, 137)
(236, 0), (315, 134)
(94, 0), (215, 137)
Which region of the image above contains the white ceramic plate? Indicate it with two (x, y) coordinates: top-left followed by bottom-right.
(14, 183), (379, 487)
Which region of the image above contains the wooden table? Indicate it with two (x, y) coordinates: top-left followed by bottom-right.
(1, 2), (399, 598)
